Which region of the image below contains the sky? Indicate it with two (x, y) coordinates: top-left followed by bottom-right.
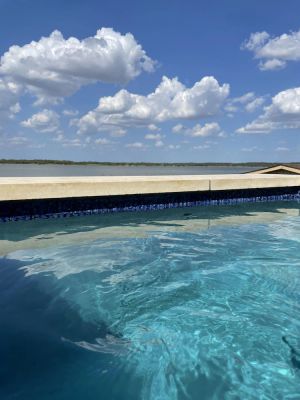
(0, 0), (300, 163)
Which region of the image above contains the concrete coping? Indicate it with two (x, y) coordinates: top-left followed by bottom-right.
(0, 174), (300, 201)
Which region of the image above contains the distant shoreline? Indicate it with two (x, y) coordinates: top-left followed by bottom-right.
(0, 159), (299, 167)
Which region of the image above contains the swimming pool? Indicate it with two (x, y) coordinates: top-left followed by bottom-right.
(0, 201), (300, 399)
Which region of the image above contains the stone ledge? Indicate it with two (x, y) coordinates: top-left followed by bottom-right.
(0, 176), (209, 201)
(210, 174), (300, 190)
(0, 174), (300, 201)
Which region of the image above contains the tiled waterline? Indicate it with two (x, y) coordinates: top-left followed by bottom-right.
(1, 187), (300, 222)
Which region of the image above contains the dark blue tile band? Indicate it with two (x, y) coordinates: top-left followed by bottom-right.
(1, 187), (300, 222)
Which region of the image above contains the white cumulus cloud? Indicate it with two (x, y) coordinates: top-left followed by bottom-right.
(0, 79), (21, 120)
(242, 29), (300, 70)
(172, 122), (223, 137)
(21, 109), (60, 133)
(189, 122), (222, 137)
(0, 28), (155, 104)
(236, 86), (300, 133)
(76, 76), (229, 135)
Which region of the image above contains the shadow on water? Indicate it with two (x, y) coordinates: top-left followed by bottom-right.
(0, 257), (142, 400)
(1, 201), (299, 243)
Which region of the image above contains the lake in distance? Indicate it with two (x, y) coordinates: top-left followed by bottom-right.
(0, 164), (258, 177)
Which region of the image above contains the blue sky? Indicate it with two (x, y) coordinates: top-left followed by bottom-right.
(0, 0), (300, 162)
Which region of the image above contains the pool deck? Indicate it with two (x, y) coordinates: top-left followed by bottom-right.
(0, 174), (300, 201)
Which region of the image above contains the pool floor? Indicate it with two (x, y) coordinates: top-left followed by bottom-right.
(0, 201), (300, 399)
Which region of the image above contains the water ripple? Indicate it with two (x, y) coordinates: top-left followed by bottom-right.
(1, 203), (300, 399)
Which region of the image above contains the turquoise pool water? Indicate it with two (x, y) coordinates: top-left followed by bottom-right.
(0, 202), (300, 399)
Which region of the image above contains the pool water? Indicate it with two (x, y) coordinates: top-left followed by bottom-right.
(0, 202), (300, 400)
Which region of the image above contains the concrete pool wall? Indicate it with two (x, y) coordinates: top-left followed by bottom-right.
(0, 174), (300, 221)
(1, 174), (300, 201)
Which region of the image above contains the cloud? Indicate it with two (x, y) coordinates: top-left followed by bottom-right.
(241, 146), (260, 152)
(75, 76), (229, 135)
(0, 78), (21, 120)
(172, 122), (223, 137)
(144, 133), (163, 140)
(0, 133), (45, 148)
(61, 138), (83, 147)
(0, 28), (155, 104)
(168, 144), (181, 150)
(231, 92), (256, 104)
(236, 121), (273, 134)
(148, 124), (160, 131)
(21, 109), (60, 133)
(125, 141), (147, 149)
(245, 97), (265, 112)
(225, 91), (265, 114)
(5, 135), (29, 146)
(52, 134), (86, 147)
(236, 86), (300, 133)
(63, 109), (79, 117)
(189, 122), (222, 137)
(9, 102), (21, 115)
(53, 134), (64, 142)
(259, 59), (286, 71)
(193, 144), (210, 150)
(154, 140), (164, 147)
(94, 137), (113, 145)
(242, 32), (270, 52)
(172, 124), (184, 133)
(242, 29), (300, 70)
(275, 146), (289, 151)
(144, 134), (164, 147)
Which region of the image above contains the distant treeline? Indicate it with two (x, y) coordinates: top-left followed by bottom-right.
(0, 159), (299, 167)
